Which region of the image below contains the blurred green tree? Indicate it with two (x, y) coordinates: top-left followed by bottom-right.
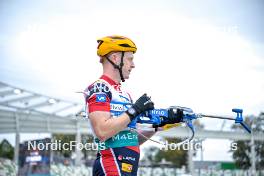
(231, 112), (264, 170)
(0, 139), (14, 160)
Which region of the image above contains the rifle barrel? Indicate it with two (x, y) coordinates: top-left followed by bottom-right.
(200, 114), (235, 120)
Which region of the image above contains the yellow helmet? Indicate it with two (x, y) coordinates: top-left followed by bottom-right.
(97, 35), (137, 56)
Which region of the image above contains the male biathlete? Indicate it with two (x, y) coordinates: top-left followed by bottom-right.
(84, 35), (181, 176)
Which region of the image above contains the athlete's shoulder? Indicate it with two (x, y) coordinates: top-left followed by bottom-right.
(84, 79), (112, 101)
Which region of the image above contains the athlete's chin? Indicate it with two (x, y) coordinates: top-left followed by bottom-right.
(124, 73), (130, 79)
(124, 74), (130, 79)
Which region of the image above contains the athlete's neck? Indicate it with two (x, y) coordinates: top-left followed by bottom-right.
(103, 70), (121, 84)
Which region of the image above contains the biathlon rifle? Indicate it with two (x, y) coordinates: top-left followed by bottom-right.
(129, 107), (251, 142)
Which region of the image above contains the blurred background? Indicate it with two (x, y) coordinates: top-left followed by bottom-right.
(0, 0), (263, 175)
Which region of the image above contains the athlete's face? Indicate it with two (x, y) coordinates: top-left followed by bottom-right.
(122, 52), (135, 79)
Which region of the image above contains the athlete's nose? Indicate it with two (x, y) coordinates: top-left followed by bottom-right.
(131, 60), (135, 68)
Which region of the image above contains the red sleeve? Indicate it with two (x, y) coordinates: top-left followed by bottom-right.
(87, 94), (111, 113)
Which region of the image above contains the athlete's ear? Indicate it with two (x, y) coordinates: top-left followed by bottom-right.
(110, 52), (121, 65)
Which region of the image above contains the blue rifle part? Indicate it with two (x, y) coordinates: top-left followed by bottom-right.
(129, 107), (251, 136)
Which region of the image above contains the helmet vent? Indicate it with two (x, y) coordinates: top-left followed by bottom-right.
(119, 43), (132, 47)
(97, 40), (103, 49)
(109, 36), (125, 40)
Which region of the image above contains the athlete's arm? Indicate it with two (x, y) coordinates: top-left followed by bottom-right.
(89, 111), (131, 142)
(88, 93), (154, 142)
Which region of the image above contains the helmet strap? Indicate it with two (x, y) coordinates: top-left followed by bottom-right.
(106, 51), (125, 82)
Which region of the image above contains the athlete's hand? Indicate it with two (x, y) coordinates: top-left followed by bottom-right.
(166, 107), (185, 124)
(154, 106), (185, 128)
(126, 93), (154, 121)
